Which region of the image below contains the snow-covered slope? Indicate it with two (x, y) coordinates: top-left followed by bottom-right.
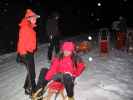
(0, 37), (133, 100)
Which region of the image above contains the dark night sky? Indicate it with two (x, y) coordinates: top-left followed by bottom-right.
(0, 0), (133, 53)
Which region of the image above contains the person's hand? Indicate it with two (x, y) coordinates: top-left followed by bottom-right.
(16, 53), (26, 63)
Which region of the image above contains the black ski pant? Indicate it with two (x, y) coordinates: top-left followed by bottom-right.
(18, 53), (36, 92)
(48, 36), (60, 60)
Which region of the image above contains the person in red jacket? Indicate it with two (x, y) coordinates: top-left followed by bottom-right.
(36, 41), (85, 100)
(16, 9), (40, 96)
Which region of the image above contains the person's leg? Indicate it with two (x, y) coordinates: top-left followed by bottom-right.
(48, 39), (54, 60)
(16, 54), (32, 96)
(29, 53), (36, 93)
(23, 74), (29, 89)
(36, 68), (49, 90)
(54, 36), (60, 55)
(35, 68), (49, 99)
(23, 73), (31, 95)
(24, 53), (36, 93)
(62, 74), (74, 99)
(19, 54), (32, 95)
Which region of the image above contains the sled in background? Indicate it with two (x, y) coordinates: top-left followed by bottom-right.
(99, 28), (110, 56)
(116, 32), (126, 50)
(76, 40), (91, 53)
(126, 32), (133, 54)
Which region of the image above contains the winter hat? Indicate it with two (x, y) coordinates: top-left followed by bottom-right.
(25, 9), (40, 19)
(61, 41), (75, 52)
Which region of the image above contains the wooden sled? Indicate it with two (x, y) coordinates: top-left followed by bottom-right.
(100, 40), (109, 56)
(99, 28), (110, 56)
(32, 81), (66, 100)
(116, 32), (126, 49)
(76, 41), (91, 53)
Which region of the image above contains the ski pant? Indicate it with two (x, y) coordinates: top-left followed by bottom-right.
(17, 53), (36, 92)
(36, 68), (74, 97)
(48, 36), (60, 60)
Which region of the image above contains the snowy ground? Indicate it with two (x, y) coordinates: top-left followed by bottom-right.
(0, 35), (133, 100)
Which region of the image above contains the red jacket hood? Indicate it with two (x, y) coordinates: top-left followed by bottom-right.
(19, 18), (36, 28)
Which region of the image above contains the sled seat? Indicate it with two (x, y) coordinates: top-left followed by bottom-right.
(32, 81), (66, 100)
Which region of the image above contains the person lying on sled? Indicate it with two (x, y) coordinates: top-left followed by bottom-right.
(36, 41), (85, 100)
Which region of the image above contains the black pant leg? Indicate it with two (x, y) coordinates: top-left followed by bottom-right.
(54, 37), (60, 55)
(52, 73), (74, 97)
(48, 39), (54, 60)
(23, 53), (36, 92)
(28, 54), (36, 92)
(36, 68), (49, 90)
(23, 73), (30, 89)
(63, 74), (74, 97)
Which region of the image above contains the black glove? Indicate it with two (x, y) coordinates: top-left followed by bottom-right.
(63, 73), (75, 82)
(52, 73), (63, 82)
(16, 53), (26, 63)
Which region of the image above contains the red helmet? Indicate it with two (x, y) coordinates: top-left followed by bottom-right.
(61, 41), (75, 52)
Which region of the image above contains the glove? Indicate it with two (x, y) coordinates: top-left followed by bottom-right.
(52, 73), (63, 82)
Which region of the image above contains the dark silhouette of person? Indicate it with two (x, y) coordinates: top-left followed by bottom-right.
(46, 12), (61, 61)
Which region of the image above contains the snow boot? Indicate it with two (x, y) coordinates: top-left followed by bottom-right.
(66, 96), (75, 100)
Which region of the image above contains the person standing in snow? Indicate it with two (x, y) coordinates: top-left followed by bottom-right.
(118, 16), (127, 34)
(16, 9), (40, 96)
(111, 16), (127, 50)
(46, 12), (61, 61)
(36, 41), (85, 100)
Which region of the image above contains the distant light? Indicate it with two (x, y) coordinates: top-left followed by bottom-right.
(88, 36), (92, 40)
(89, 57), (93, 62)
(97, 2), (101, 6)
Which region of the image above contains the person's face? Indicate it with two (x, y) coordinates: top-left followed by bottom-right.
(29, 17), (37, 24)
(63, 50), (72, 56)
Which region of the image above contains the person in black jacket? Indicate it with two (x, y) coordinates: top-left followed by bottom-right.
(46, 12), (61, 61)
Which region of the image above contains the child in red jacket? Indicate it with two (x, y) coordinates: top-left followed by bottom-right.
(36, 41), (85, 100)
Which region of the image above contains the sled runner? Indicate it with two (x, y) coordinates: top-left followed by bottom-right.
(32, 81), (66, 100)
(99, 28), (110, 56)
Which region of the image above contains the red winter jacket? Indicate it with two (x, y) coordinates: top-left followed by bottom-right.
(45, 56), (85, 81)
(17, 19), (37, 55)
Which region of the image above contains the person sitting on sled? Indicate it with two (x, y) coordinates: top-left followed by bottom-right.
(36, 41), (85, 100)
